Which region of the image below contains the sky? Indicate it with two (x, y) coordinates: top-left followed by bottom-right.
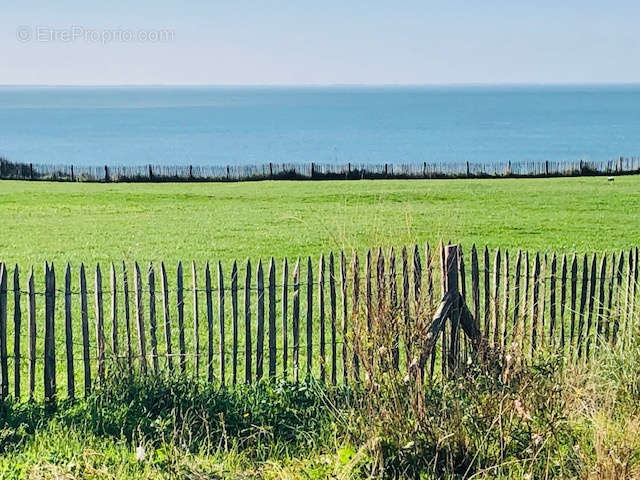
(1, 1), (639, 85)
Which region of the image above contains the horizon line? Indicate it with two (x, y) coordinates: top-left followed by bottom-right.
(1, 81), (640, 88)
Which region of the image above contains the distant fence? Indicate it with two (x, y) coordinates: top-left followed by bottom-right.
(1, 156), (640, 182)
(0, 242), (638, 403)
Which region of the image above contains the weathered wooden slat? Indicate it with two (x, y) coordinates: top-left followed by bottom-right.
(292, 259), (300, 382)
(569, 255), (578, 354)
(0, 264), (8, 399)
(177, 262), (186, 374)
(622, 250), (633, 348)
(122, 262), (132, 370)
(329, 253), (337, 385)
(444, 246), (460, 372)
(628, 247), (638, 346)
(414, 244), (424, 370)
(78, 265), (92, 395)
(244, 260), (252, 384)
(604, 253), (616, 342)
(148, 263), (159, 374)
(560, 254), (567, 350)
(340, 252), (348, 384)
(540, 255), (547, 347)
(492, 248), (501, 347)
(160, 262), (173, 371)
(351, 252), (360, 381)
(389, 247), (399, 369)
(502, 250), (510, 349)
(471, 245), (480, 332)
(376, 248), (385, 369)
(268, 259), (276, 378)
(440, 243), (448, 377)
(28, 267), (37, 398)
(413, 244), (422, 309)
(192, 261), (200, 377)
(522, 252), (530, 353)
(611, 252), (624, 344)
(426, 243), (434, 304)
(205, 262), (214, 382)
(110, 263), (118, 361)
(44, 263), (56, 402)
(319, 255), (326, 382)
(538, 253), (548, 347)
(64, 264), (74, 399)
(95, 264), (105, 381)
(281, 259), (289, 378)
(231, 261), (239, 385)
(596, 255), (607, 351)
(365, 250), (372, 336)
(13, 265), (21, 400)
(512, 251), (522, 348)
(584, 254), (597, 360)
(256, 260), (265, 381)
(483, 247), (490, 339)
(576, 255), (589, 360)
(458, 246), (467, 363)
(549, 254), (557, 346)
(134, 262), (147, 374)
(402, 247), (411, 370)
(306, 257), (313, 378)
(218, 261), (225, 384)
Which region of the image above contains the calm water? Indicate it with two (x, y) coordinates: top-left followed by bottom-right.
(0, 85), (639, 167)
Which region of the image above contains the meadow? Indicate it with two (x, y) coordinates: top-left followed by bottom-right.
(1, 175), (640, 479)
(0, 175), (639, 270)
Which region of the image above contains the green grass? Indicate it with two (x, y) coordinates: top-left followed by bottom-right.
(1, 175), (639, 269)
(2, 176), (640, 478)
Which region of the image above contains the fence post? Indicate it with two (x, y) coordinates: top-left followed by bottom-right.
(444, 245), (460, 372)
(148, 165), (153, 180)
(104, 165), (109, 182)
(29, 163), (34, 180)
(71, 165), (74, 182)
(189, 165), (193, 180)
(466, 162), (470, 178)
(311, 162), (315, 179)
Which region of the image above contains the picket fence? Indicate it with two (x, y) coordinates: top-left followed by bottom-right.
(0, 243), (638, 402)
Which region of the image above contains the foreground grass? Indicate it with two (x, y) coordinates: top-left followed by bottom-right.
(1, 175), (639, 268)
(3, 341), (640, 479)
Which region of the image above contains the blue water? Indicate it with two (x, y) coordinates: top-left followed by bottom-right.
(0, 85), (639, 167)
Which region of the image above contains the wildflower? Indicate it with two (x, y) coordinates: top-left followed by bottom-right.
(136, 446), (146, 462)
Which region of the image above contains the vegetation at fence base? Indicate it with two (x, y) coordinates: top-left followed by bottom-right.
(0, 374), (344, 457)
(3, 348), (640, 478)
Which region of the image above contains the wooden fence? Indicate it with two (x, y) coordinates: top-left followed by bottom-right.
(1, 156), (640, 182)
(0, 243), (638, 403)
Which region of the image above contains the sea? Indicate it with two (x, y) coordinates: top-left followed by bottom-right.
(0, 85), (639, 167)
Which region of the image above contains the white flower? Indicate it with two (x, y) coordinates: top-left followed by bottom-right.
(136, 446), (146, 462)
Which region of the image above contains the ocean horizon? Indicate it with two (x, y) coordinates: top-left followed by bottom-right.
(1, 84), (639, 168)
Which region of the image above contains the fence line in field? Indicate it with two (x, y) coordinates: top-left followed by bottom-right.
(1, 156), (640, 183)
(0, 243), (638, 403)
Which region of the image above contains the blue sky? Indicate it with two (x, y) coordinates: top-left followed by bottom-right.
(2, 1), (639, 85)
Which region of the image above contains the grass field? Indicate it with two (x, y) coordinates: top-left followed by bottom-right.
(1, 175), (639, 269)
(2, 175), (640, 479)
